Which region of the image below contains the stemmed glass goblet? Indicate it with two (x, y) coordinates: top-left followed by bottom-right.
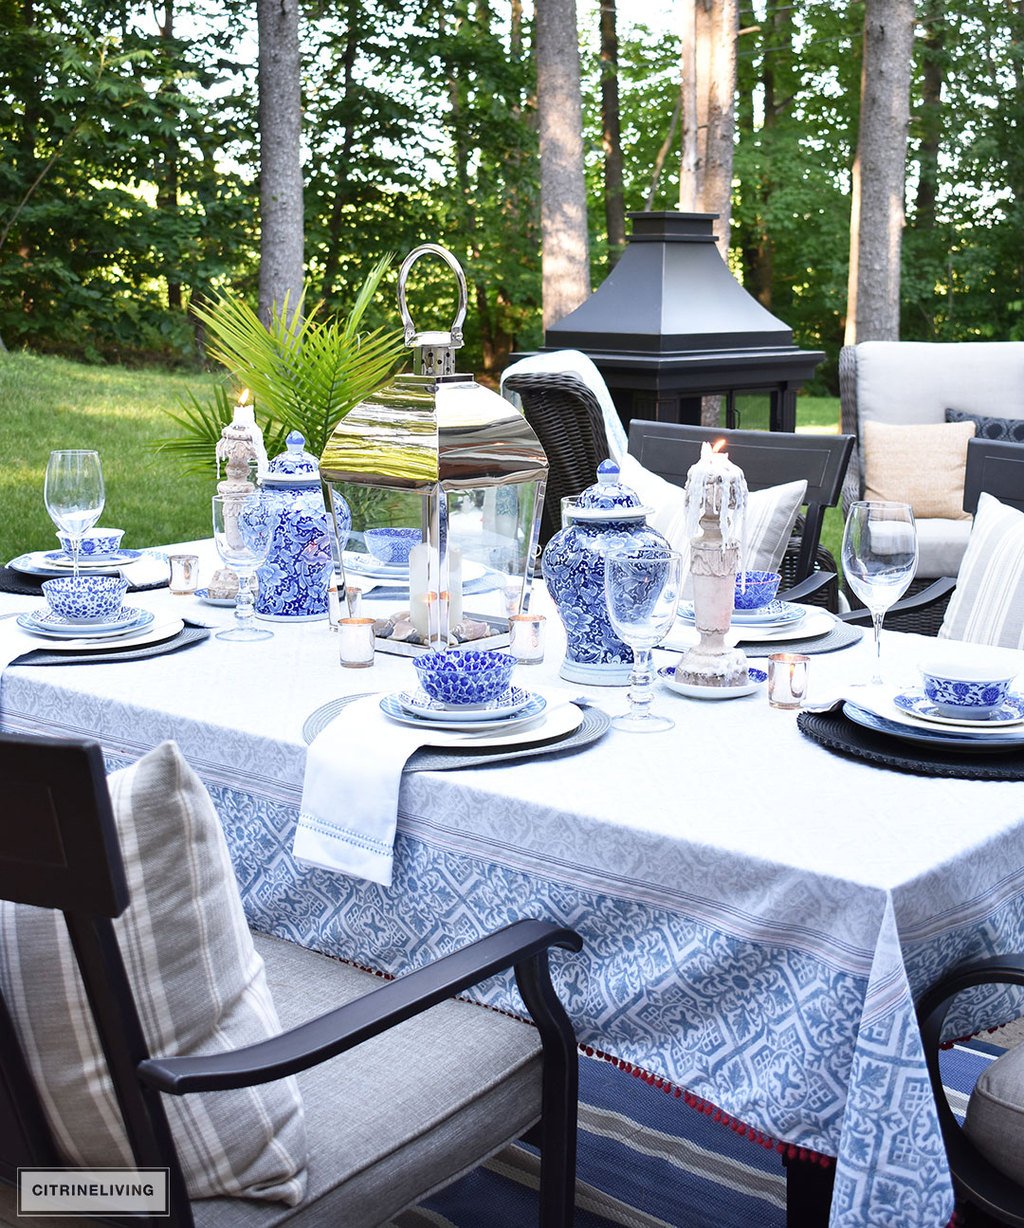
(842, 500), (918, 685)
(604, 548), (683, 733)
(44, 450), (105, 579)
(212, 493), (273, 642)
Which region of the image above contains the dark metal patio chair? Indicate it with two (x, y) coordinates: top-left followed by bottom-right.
(0, 732), (582, 1228)
(627, 420), (854, 612)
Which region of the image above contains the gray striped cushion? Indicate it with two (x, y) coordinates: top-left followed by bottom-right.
(939, 493), (1024, 649)
(0, 741), (307, 1203)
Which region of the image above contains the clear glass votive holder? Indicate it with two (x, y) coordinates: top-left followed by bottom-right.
(338, 617), (376, 668)
(560, 496), (581, 529)
(768, 652), (809, 709)
(168, 553), (199, 595)
(509, 613), (546, 665)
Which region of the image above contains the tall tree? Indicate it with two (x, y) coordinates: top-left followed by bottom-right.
(696, 0), (737, 253)
(845, 0), (915, 344)
(536, 0), (590, 329)
(257, 0), (304, 324)
(599, 0), (625, 264)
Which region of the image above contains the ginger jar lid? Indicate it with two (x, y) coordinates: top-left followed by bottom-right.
(263, 432), (321, 487)
(566, 460), (652, 523)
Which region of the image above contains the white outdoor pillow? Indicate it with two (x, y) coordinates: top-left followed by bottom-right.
(619, 452), (807, 589)
(0, 741), (308, 1203)
(939, 492), (1024, 649)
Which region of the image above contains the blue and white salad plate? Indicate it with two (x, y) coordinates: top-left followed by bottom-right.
(17, 606), (154, 640)
(380, 690), (547, 732)
(843, 700), (1024, 753)
(41, 549), (143, 569)
(659, 664), (767, 700)
(195, 588), (236, 608)
(893, 690), (1024, 728)
(8, 550), (142, 577)
(678, 599), (805, 627)
(398, 686), (531, 723)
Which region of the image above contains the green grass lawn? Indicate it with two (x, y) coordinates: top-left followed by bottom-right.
(0, 352), (222, 562)
(0, 352), (845, 571)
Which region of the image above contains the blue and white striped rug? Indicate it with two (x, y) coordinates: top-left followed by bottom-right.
(392, 1040), (1001, 1227)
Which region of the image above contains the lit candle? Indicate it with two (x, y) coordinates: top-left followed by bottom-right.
(685, 440), (747, 552)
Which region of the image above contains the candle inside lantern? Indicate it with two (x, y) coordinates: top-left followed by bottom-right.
(409, 542), (463, 642)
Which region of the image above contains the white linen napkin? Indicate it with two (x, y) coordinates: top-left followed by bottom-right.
(121, 551), (170, 588)
(295, 690), (575, 887)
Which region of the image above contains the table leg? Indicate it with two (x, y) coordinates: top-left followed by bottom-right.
(784, 1153), (834, 1227)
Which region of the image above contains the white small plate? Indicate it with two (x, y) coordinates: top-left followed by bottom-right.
(892, 690), (1024, 728)
(17, 606), (154, 640)
(195, 588), (236, 608)
(380, 690), (546, 732)
(398, 686), (531, 722)
(659, 665), (767, 700)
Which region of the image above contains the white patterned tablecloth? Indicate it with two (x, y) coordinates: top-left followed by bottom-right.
(3, 545), (1024, 1227)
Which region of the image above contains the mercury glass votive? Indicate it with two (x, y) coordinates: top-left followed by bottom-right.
(509, 613), (546, 664)
(338, 617), (376, 668)
(768, 653), (810, 709)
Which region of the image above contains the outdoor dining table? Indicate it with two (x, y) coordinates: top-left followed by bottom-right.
(2, 541), (1024, 1228)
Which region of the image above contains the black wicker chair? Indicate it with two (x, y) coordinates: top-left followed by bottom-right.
(840, 437), (1024, 636)
(503, 371), (611, 546)
(917, 956), (1024, 1227)
(0, 732), (582, 1228)
(627, 420), (854, 613)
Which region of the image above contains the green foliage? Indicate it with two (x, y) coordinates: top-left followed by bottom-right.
(161, 256), (406, 469)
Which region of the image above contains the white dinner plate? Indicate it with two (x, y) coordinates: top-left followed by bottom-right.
(380, 690), (547, 732)
(892, 690), (1024, 729)
(17, 606), (154, 640)
(664, 608), (836, 653)
(13, 617), (185, 654)
(8, 550), (134, 577)
(843, 700), (1024, 753)
(397, 686), (532, 722)
(659, 664), (767, 700)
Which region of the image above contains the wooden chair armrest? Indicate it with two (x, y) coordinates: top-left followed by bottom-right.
(139, 919), (581, 1094)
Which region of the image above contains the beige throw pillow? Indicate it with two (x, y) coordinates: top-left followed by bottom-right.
(862, 419), (976, 519)
(0, 741), (308, 1204)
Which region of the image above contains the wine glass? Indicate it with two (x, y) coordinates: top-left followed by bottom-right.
(604, 548), (683, 733)
(44, 450), (105, 579)
(212, 493), (274, 642)
(842, 501), (918, 685)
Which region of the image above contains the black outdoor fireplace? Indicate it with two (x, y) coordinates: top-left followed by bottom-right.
(543, 211), (823, 433)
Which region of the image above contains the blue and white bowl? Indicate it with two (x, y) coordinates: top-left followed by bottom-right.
(41, 575), (128, 624)
(734, 570), (781, 611)
(365, 527), (420, 567)
(56, 527), (125, 558)
(413, 649), (515, 707)
(920, 659), (1017, 719)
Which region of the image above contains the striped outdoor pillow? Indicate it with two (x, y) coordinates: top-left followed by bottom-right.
(939, 492), (1024, 649)
(0, 741), (308, 1203)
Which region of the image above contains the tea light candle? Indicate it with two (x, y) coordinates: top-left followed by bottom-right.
(768, 652), (809, 709)
(509, 613), (546, 664)
(338, 617), (376, 668)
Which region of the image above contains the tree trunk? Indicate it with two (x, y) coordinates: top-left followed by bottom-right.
(536, 0), (590, 330)
(696, 0), (737, 254)
(258, 0), (305, 325)
(678, 0), (698, 212)
(155, 0), (181, 311)
(914, 0), (944, 232)
(845, 0), (915, 344)
(599, 0), (625, 265)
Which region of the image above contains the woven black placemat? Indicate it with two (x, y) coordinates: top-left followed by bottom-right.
(743, 621), (863, 657)
(303, 693), (611, 771)
(0, 565), (169, 597)
(11, 625), (210, 667)
(797, 705), (1024, 780)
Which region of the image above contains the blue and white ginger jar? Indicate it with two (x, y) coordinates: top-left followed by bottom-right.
(244, 432), (350, 622)
(541, 459), (670, 685)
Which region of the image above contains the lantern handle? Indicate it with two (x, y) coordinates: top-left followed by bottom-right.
(397, 244), (468, 349)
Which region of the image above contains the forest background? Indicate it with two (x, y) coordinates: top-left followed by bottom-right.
(1, 0), (1021, 396)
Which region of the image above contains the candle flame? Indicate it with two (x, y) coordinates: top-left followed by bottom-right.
(712, 438), (727, 454)
(236, 388), (252, 408)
